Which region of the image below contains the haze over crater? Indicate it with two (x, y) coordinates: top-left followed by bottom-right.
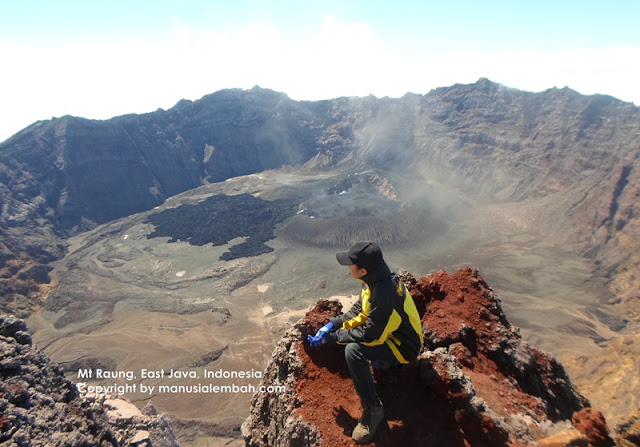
(1, 79), (639, 445)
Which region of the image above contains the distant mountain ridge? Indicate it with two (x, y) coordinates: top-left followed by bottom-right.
(1, 79), (639, 317)
(0, 87), (323, 230)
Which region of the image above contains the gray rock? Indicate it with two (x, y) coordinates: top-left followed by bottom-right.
(0, 315), (180, 447)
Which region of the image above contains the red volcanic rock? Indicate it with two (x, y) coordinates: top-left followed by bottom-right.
(242, 268), (612, 447)
(409, 268), (589, 421)
(572, 408), (615, 447)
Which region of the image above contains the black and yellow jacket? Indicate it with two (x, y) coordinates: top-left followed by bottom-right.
(329, 261), (424, 364)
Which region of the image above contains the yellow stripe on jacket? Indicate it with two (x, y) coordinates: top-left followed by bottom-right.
(339, 281), (423, 364)
(341, 282), (370, 329)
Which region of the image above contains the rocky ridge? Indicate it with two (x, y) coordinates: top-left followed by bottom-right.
(1, 80), (639, 318)
(0, 314), (180, 447)
(241, 267), (637, 447)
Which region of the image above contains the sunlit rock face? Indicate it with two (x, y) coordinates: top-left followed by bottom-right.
(242, 268), (617, 447)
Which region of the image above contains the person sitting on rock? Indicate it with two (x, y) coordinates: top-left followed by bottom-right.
(308, 241), (424, 444)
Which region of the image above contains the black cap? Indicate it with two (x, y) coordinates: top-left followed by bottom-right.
(336, 242), (384, 271)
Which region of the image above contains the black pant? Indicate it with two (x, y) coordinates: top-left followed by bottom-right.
(344, 342), (398, 408)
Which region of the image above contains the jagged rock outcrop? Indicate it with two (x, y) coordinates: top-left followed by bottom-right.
(0, 314), (180, 446)
(242, 267), (616, 447)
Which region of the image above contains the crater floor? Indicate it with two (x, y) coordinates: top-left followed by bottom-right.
(27, 167), (632, 446)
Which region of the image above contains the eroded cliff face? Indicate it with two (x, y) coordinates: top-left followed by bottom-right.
(0, 87), (324, 316)
(241, 268), (620, 447)
(0, 315), (180, 447)
(413, 81), (640, 326)
(0, 87), (326, 233)
(1, 79), (639, 329)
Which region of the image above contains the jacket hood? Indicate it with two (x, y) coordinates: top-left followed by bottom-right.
(361, 261), (392, 286)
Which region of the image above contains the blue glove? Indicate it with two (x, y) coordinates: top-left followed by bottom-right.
(307, 321), (334, 348)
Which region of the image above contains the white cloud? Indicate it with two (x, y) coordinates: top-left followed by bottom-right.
(1, 18), (639, 143)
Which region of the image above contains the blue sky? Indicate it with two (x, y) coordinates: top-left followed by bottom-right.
(1, 0), (639, 142)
